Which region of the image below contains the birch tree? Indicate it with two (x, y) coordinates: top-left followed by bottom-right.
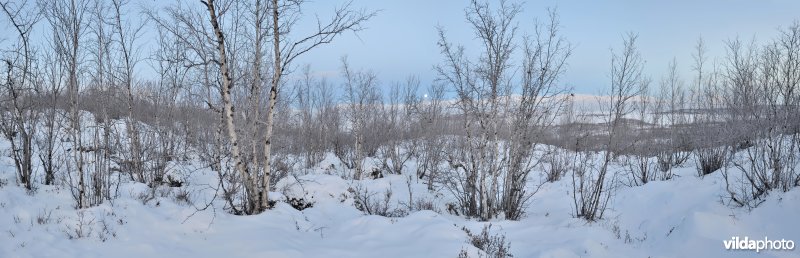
(437, 0), (571, 220)
(199, 0), (375, 214)
(691, 38), (727, 177)
(40, 0), (90, 208)
(0, 0), (40, 190)
(111, 0), (147, 183)
(260, 0), (375, 209)
(655, 58), (689, 173)
(573, 32), (645, 221)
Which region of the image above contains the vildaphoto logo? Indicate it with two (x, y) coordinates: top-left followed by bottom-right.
(724, 236), (795, 252)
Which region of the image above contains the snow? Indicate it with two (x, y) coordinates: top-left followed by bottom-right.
(1, 134), (798, 257)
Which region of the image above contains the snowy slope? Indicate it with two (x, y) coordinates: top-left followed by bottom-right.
(0, 137), (798, 258)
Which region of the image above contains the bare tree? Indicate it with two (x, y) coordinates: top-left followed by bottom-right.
(654, 58), (689, 174)
(84, 0), (117, 204)
(40, 0), (91, 208)
(202, 0), (259, 213)
(436, 0), (520, 220)
(723, 23), (800, 208)
(501, 9), (572, 219)
(261, 0), (376, 210)
(340, 57), (380, 179)
(0, 0), (41, 190)
(110, 0), (147, 183)
(146, 14), (194, 188)
(623, 73), (656, 186)
(691, 37), (727, 177)
(375, 77), (419, 177)
(36, 45), (65, 186)
(437, 0), (571, 220)
(412, 82), (447, 190)
(193, 0), (375, 214)
(574, 32), (645, 222)
(292, 65), (340, 169)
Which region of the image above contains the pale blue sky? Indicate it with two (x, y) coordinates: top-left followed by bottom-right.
(291, 0), (800, 94)
(2, 0), (798, 95)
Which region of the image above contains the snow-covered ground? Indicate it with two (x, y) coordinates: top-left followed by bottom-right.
(1, 136), (798, 258)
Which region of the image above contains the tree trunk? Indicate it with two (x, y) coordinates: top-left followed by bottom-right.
(261, 0), (281, 210)
(206, 0), (255, 213)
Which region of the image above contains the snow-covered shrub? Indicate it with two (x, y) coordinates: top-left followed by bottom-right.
(378, 142), (414, 176)
(569, 150), (611, 221)
(725, 137), (799, 208)
(718, 25), (800, 208)
(624, 154), (656, 186)
(543, 147), (569, 183)
(407, 198), (437, 213)
(415, 136), (446, 190)
(655, 151), (674, 177)
(64, 210), (94, 240)
(349, 185), (407, 217)
(135, 189), (156, 205)
(269, 153), (294, 188)
(442, 138), (547, 221)
(459, 224), (513, 258)
(34, 208), (54, 225)
(694, 146), (726, 177)
(173, 188), (191, 205)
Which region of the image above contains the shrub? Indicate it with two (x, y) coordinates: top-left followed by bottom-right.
(460, 224), (513, 258)
(286, 197), (314, 211)
(349, 185), (407, 217)
(695, 147), (726, 177)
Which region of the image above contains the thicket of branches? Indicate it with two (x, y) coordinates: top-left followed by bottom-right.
(435, 0), (571, 220)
